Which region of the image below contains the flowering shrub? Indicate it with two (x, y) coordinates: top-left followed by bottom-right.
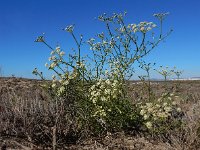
(138, 93), (183, 133)
(88, 78), (130, 131)
(33, 12), (174, 138)
(33, 47), (82, 98)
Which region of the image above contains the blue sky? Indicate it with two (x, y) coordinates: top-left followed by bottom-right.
(0, 0), (200, 79)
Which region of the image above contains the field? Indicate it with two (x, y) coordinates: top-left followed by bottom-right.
(0, 77), (200, 149)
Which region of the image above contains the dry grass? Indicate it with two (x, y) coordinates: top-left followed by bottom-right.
(0, 77), (200, 149)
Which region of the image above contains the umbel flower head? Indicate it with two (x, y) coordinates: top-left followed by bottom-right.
(35, 34), (45, 42)
(153, 12), (169, 21)
(64, 25), (74, 33)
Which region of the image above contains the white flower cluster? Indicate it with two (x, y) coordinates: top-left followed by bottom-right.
(89, 79), (122, 104)
(87, 37), (114, 52)
(98, 12), (126, 23)
(127, 22), (156, 33)
(43, 45), (82, 97)
(89, 79), (123, 117)
(51, 70), (78, 96)
(93, 106), (107, 117)
(64, 25), (74, 33)
(153, 12), (169, 21)
(138, 93), (182, 129)
(45, 46), (65, 70)
(76, 61), (85, 69)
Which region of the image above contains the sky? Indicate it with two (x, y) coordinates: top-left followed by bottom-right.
(0, 0), (200, 79)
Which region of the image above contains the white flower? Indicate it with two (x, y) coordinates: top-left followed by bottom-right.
(100, 110), (106, 117)
(158, 112), (168, 118)
(51, 50), (55, 55)
(71, 72), (78, 78)
(63, 80), (69, 85)
(50, 62), (57, 69)
(60, 51), (65, 56)
(163, 102), (168, 106)
(133, 28), (138, 33)
(52, 75), (56, 79)
(105, 89), (111, 95)
(140, 109), (145, 115)
(91, 91), (96, 96)
(105, 79), (111, 85)
(113, 88), (118, 93)
(80, 63), (85, 68)
(64, 25), (74, 33)
(146, 103), (152, 107)
(49, 56), (56, 61)
(112, 94), (117, 99)
(145, 121), (152, 129)
(155, 104), (161, 108)
(120, 26), (125, 32)
(140, 27), (145, 32)
(56, 46), (60, 52)
(100, 84), (105, 89)
(96, 81), (101, 86)
(96, 92), (100, 96)
(143, 114), (149, 120)
(101, 96), (106, 101)
(153, 116), (158, 121)
(92, 98), (97, 104)
(105, 70), (109, 75)
(172, 101), (176, 105)
(52, 83), (56, 88)
(53, 78), (57, 83)
(147, 107), (154, 113)
(113, 80), (118, 84)
(158, 98), (162, 102)
(152, 24), (157, 28)
(59, 86), (65, 93)
(164, 106), (172, 112)
(99, 78), (103, 83)
(102, 40), (108, 45)
(90, 85), (96, 91)
(147, 27), (152, 31)
(177, 107), (181, 112)
(168, 97), (172, 100)
(118, 90), (122, 94)
(45, 63), (48, 67)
